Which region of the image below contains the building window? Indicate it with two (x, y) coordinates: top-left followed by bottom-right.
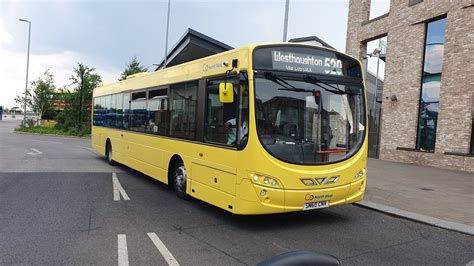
(369, 0), (390, 20)
(416, 17), (447, 151)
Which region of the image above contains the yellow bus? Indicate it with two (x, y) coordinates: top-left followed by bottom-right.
(92, 43), (367, 214)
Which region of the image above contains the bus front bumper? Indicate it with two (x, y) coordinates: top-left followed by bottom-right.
(234, 177), (366, 215)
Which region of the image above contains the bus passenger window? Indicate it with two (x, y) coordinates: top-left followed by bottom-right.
(115, 93), (123, 128)
(104, 95), (112, 127)
(147, 88), (169, 135)
(110, 94), (117, 127)
(93, 97), (104, 126)
(169, 81), (197, 140)
(130, 91), (147, 132)
(123, 93), (130, 129)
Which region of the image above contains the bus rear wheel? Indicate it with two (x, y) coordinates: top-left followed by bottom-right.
(106, 142), (115, 166)
(172, 162), (189, 200)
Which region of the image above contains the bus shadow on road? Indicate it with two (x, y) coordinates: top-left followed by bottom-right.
(114, 162), (352, 231)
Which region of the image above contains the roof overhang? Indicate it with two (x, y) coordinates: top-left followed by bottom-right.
(155, 28), (233, 70)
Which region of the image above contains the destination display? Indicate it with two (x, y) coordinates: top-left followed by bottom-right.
(253, 46), (362, 78)
(272, 51), (343, 75)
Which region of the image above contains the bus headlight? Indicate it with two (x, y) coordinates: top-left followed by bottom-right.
(355, 168), (366, 180)
(250, 174), (282, 188)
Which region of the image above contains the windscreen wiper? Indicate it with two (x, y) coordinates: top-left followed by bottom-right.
(304, 75), (357, 95)
(265, 72), (316, 93)
(264, 72), (296, 90)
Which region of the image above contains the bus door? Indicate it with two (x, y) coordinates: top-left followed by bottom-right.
(191, 74), (248, 202)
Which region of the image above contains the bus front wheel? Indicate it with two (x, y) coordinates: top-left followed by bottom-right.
(172, 162), (189, 200)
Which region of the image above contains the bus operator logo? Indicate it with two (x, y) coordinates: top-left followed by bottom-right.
(203, 63), (224, 72)
(305, 194), (333, 201)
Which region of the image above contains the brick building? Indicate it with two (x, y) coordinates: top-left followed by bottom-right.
(346, 0), (474, 172)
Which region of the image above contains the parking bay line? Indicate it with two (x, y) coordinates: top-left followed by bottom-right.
(117, 234), (129, 266)
(147, 232), (180, 266)
(112, 173), (130, 201)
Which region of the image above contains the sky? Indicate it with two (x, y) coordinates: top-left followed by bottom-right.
(0, 0), (390, 109)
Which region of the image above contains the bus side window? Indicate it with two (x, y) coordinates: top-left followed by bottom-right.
(116, 93), (123, 128)
(130, 91), (147, 132)
(147, 88), (169, 136)
(169, 81), (198, 140)
(204, 77), (243, 146)
(110, 94), (117, 127)
(123, 93), (130, 129)
(237, 80), (249, 147)
(104, 95), (112, 127)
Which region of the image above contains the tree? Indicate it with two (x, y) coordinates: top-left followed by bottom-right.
(30, 70), (56, 118)
(56, 63), (102, 131)
(119, 56), (148, 81)
(14, 89), (32, 114)
(70, 63), (102, 129)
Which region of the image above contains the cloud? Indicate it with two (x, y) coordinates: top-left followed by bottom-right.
(0, 18), (120, 109)
(422, 81), (440, 102)
(424, 44), (444, 74)
(0, 19), (13, 46)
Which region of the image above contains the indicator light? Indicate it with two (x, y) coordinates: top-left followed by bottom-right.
(355, 168), (366, 180)
(260, 190), (267, 197)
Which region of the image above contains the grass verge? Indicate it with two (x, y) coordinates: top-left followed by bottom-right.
(15, 126), (91, 137)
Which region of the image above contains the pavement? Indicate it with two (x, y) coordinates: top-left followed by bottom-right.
(0, 117), (473, 265)
(362, 158), (474, 235)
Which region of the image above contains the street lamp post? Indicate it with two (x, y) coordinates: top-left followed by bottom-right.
(283, 0), (290, 42)
(19, 18), (31, 126)
(164, 0), (171, 68)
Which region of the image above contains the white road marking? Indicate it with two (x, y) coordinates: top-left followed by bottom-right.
(147, 232), (180, 266)
(112, 173), (130, 201)
(27, 148), (43, 155)
(117, 234), (129, 266)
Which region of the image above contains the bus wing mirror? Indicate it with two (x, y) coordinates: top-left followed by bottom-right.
(219, 82), (234, 103)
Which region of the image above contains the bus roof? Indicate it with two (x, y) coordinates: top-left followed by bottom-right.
(93, 42), (349, 97)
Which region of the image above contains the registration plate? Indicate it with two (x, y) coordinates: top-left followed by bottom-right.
(303, 201), (329, 210)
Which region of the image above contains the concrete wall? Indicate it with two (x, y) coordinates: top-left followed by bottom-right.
(346, 0), (474, 172)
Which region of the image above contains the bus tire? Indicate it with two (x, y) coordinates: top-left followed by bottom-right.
(172, 162), (189, 200)
(106, 141), (115, 166)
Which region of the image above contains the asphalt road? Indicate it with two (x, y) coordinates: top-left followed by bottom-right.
(0, 119), (473, 265)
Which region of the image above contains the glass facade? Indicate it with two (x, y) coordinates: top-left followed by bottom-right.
(416, 17), (446, 151)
